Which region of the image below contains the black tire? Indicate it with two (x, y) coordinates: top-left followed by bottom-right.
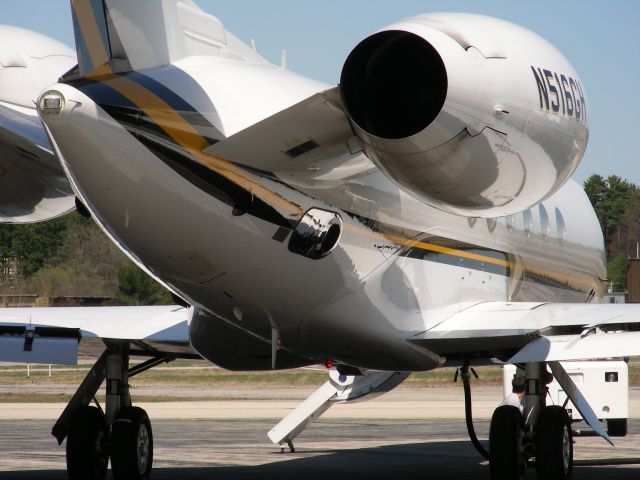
(66, 405), (108, 480)
(607, 418), (628, 437)
(111, 406), (153, 480)
(489, 405), (525, 480)
(536, 406), (573, 480)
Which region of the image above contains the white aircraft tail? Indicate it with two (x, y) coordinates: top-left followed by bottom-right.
(70, 0), (258, 76)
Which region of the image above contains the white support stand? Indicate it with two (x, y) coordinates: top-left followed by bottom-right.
(268, 370), (409, 452)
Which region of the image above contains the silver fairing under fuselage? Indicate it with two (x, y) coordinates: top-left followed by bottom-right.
(38, 62), (605, 372)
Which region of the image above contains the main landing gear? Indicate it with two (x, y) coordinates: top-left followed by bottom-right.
(53, 342), (172, 480)
(488, 362), (572, 480)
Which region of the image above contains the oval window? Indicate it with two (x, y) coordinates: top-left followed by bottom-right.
(523, 209), (533, 238)
(506, 215), (515, 233)
(486, 218), (497, 233)
(539, 204), (550, 240)
(555, 207), (566, 246)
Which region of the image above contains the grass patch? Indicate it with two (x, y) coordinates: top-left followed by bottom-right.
(1, 362), (638, 394)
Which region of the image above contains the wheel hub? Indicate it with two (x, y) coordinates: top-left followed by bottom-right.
(562, 424), (570, 473)
(136, 424), (150, 474)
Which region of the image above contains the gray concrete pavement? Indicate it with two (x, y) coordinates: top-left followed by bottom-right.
(0, 386), (638, 479)
(0, 419), (639, 479)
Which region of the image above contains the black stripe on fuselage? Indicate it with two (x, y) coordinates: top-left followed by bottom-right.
(346, 212), (590, 295)
(401, 238), (509, 277)
(67, 66), (225, 146)
(135, 134), (296, 229)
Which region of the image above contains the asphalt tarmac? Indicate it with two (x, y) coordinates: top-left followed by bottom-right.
(0, 418), (639, 480)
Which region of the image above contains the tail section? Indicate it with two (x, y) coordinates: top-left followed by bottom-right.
(70, 0), (260, 77)
(70, 0), (113, 74)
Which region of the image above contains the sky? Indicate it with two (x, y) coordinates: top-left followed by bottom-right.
(2, 1), (639, 187)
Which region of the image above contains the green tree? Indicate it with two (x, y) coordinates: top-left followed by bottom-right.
(25, 214), (128, 297)
(117, 263), (172, 306)
(584, 174), (639, 255)
(615, 191), (640, 255)
(584, 174), (607, 235)
(0, 214), (78, 276)
(585, 174), (640, 290)
(607, 252), (629, 292)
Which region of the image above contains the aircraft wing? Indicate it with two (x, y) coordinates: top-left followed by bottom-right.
(203, 87), (376, 188)
(0, 305), (195, 365)
(0, 102), (75, 222)
(411, 301), (640, 362)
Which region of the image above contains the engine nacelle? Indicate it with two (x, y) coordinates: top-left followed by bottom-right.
(340, 13), (589, 217)
(0, 25), (75, 108)
(0, 26), (76, 223)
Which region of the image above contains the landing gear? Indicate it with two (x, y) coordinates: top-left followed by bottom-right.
(66, 406), (108, 480)
(53, 344), (172, 480)
(112, 407), (154, 480)
(489, 406), (525, 480)
(488, 362), (574, 480)
(536, 406), (572, 480)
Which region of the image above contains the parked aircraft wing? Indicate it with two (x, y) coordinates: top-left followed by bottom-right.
(508, 332), (640, 363)
(411, 301), (640, 360)
(0, 305), (195, 364)
(203, 87), (376, 187)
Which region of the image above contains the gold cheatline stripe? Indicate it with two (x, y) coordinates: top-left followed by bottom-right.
(345, 223), (509, 268)
(94, 73), (303, 217)
(344, 223), (596, 288)
(71, 0), (110, 70)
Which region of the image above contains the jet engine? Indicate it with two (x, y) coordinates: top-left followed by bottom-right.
(0, 26), (76, 222)
(340, 13), (589, 217)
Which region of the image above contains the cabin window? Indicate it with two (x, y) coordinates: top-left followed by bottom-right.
(539, 204), (550, 240)
(523, 209), (533, 238)
(506, 215), (515, 233)
(555, 207), (566, 246)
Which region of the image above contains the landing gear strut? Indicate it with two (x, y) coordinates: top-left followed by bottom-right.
(57, 343), (172, 480)
(487, 362), (573, 480)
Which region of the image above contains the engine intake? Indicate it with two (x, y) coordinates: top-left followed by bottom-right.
(339, 14), (589, 217)
(341, 31), (447, 140)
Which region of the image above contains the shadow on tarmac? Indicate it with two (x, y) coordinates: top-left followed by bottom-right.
(1, 440), (639, 480)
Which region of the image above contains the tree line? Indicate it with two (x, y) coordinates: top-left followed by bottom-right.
(584, 174), (640, 290)
(0, 214), (171, 305)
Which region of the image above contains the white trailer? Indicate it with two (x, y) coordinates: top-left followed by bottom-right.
(504, 361), (629, 436)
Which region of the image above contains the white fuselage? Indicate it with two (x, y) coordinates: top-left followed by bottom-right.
(37, 23), (605, 372)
